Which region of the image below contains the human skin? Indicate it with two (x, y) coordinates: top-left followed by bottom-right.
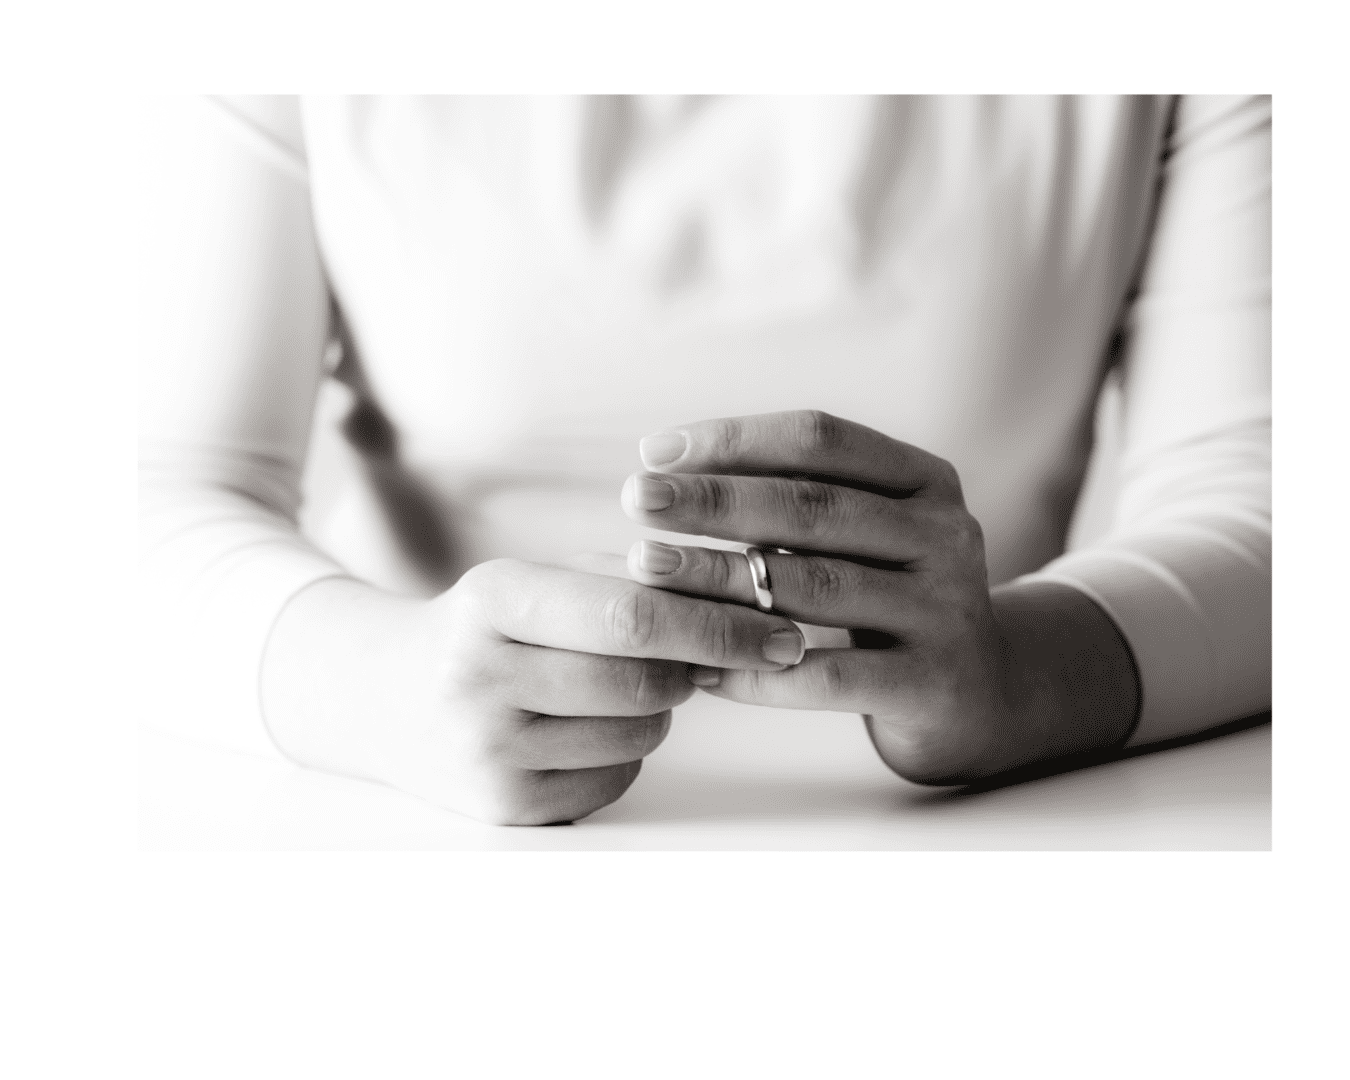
(260, 407), (1140, 824)
(260, 559), (808, 825)
(622, 410), (1141, 783)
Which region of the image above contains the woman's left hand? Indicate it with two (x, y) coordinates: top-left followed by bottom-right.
(621, 410), (1136, 783)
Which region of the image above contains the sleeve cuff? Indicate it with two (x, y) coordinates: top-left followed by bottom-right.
(140, 540), (347, 762)
(1016, 546), (1220, 748)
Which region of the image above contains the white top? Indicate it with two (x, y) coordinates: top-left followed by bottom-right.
(138, 95), (1271, 761)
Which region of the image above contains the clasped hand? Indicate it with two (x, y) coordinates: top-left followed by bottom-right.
(623, 410), (1016, 784)
(266, 411), (1034, 826)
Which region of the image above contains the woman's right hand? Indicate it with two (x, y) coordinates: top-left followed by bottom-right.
(260, 558), (807, 825)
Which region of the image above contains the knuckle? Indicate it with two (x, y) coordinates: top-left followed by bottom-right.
(693, 475), (732, 520)
(795, 409), (845, 455)
(451, 558), (529, 626)
(436, 643), (496, 701)
(799, 558), (853, 608)
(709, 417), (744, 460)
(815, 652), (849, 700)
(933, 458), (963, 498)
(709, 550), (738, 594)
(473, 721), (518, 769)
(629, 660), (680, 714)
(603, 587), (660, 652)
(454, 561), (491, 596)
(458, 557), (512, 593)
(619, 710), (673, 761)
(695, 604), (738, 665)
(948, 509), (985, 556)
(788, 480), (843, 540)
(447, 563), (491, 621)
(449, 703), (514, 764)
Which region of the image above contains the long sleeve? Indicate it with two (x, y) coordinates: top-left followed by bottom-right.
(1022, 96), (1272, 746)
(140, 95), (1273, 761)
(138, 96), (345, 759)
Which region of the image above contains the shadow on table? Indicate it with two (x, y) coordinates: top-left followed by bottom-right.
(905, 711), (1272, 806)
(607, 712), (1271, 828)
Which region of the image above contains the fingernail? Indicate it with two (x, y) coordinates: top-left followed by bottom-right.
(689, 666), (722, 687)
(639, 540), (682, 574)
(640, 431), (686, 468)
(762, 627), (805, 666)
(633, 475), (675, 511)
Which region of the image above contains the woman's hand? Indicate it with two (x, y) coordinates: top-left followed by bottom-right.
(622, 410), (1140, 784)
(260, 560), (807, 824)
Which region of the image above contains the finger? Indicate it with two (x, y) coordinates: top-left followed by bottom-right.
(496, 644), (697, 716)
(688, 648), (904, 713)
(638, 410), (960, 499)
(504, 710), (672, 770)
(465, 560), (807, 670)
(622, 471), (938, 561)
(627, 541), (925, 634)
(485, 760), (643, 826)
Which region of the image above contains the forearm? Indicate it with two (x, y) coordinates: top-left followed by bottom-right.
(138, 457), (345, 758)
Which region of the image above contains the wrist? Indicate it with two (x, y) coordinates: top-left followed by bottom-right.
(988, 579), (1141, 772)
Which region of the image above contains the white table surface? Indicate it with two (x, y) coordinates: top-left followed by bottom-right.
(139, 693), (1271, 851)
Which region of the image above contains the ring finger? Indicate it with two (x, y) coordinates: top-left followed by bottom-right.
(626, 540), (923, 633)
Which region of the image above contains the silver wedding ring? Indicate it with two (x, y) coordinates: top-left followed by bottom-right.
(743, 545), (774, 612)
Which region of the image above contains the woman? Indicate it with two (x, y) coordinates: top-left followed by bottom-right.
(139, 95), (1270, 825)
